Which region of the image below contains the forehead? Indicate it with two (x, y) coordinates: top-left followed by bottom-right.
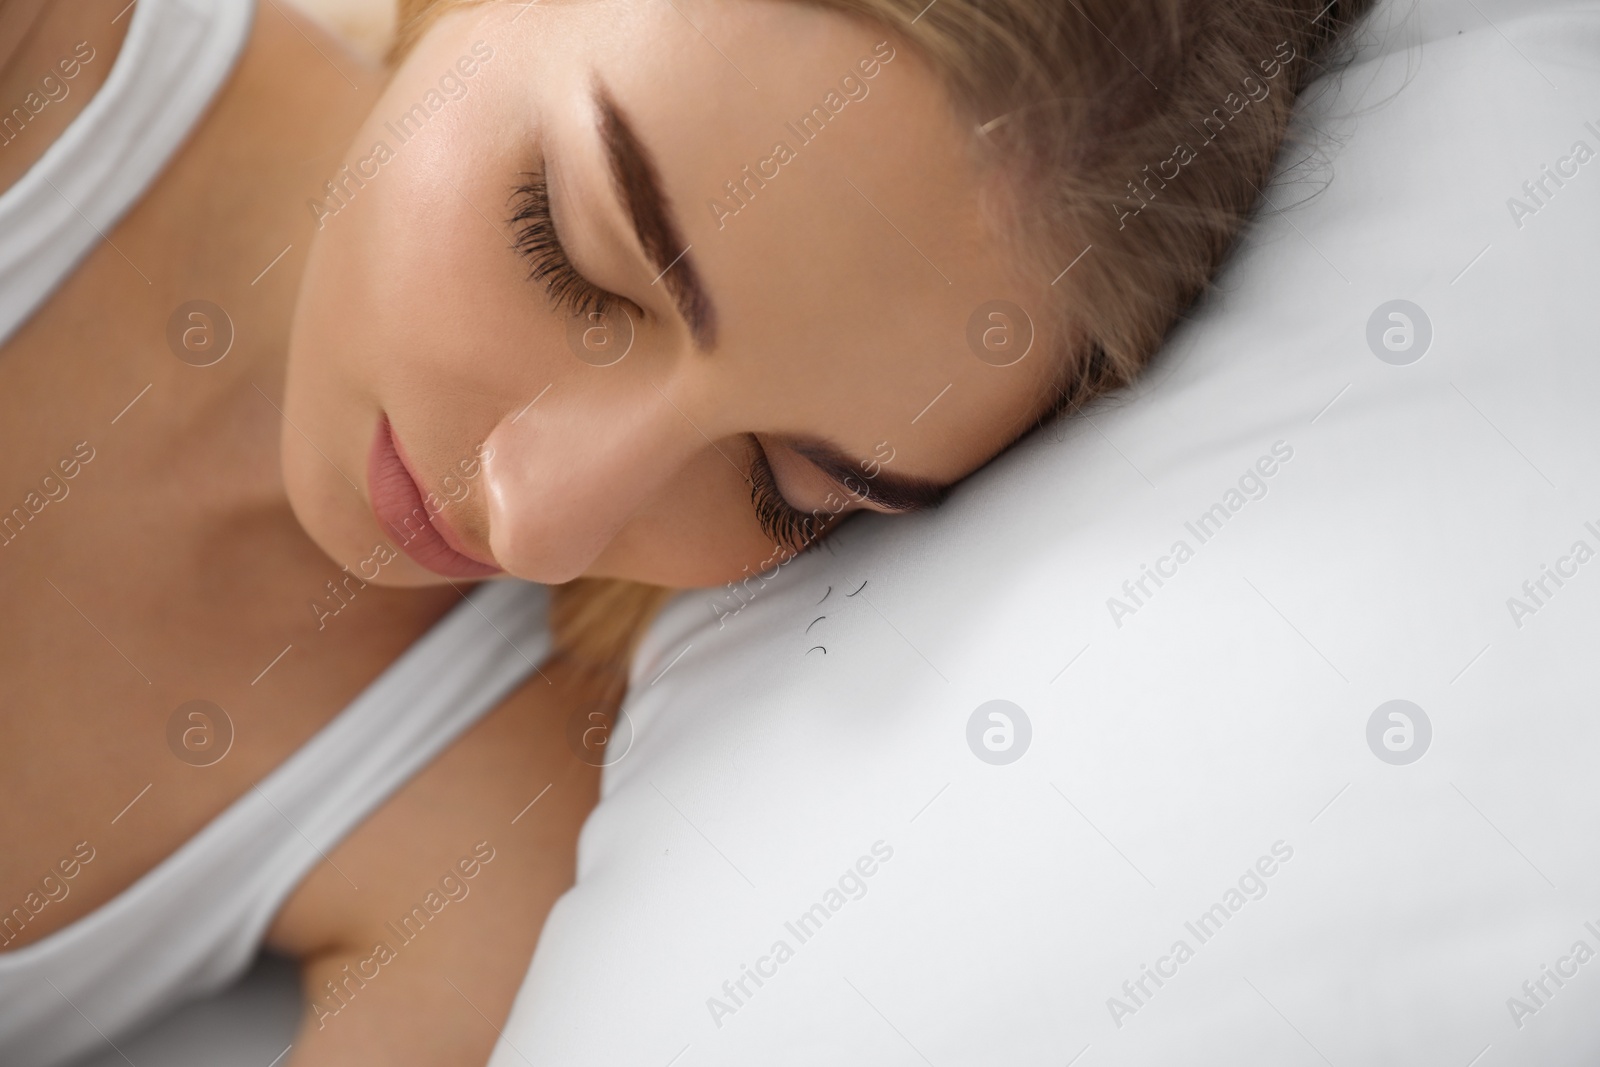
(577, 0), (1058, 469)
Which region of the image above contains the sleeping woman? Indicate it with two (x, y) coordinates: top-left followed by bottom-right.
(0, 0), (1374, 1063)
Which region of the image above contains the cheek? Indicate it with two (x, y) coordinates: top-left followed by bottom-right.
(288, 13), (566, 426)
(297, 149), (531, 402)
(285, 106), (555, 479)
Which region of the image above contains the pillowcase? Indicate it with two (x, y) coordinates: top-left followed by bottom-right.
(494, 2), (1600, 1064)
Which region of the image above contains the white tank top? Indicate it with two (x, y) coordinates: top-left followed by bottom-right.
(0, 0), (255, 346)
(0, 3), (554, 1065)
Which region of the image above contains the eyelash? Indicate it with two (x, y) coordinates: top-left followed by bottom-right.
(508, 172), (634, 320)
(748, 439), (833, 554)
(510, 173), (828, 552)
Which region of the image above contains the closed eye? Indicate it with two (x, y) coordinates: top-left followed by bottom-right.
(747, 436), (840, 554)
(508, 170), (641, 321)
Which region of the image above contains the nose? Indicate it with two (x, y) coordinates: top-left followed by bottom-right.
(481, 382), (702, 583)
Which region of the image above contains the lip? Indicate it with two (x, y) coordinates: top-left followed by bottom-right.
(367, 414), (501, 579)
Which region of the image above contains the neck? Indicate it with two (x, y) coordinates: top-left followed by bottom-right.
(141, 4), (387, 522)
(3, 2), (387, 533)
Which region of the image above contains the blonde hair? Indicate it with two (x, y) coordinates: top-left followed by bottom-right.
(390, 0), (1376, 687)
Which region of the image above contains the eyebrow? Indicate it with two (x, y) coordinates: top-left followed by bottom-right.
(788, 437), (956, 514)
(595, 84), (717, 350)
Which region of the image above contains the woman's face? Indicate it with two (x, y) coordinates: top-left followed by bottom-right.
(284, 0), (1059, 588)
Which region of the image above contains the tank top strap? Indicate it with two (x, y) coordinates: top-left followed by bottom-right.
(0, 0), (257, 347)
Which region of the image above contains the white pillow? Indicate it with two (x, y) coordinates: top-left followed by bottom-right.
(494, 2), (1600, 1064)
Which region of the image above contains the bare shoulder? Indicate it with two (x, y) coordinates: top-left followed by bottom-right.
(266, 655), (613, 1065)
(0, 1), (53, 74)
